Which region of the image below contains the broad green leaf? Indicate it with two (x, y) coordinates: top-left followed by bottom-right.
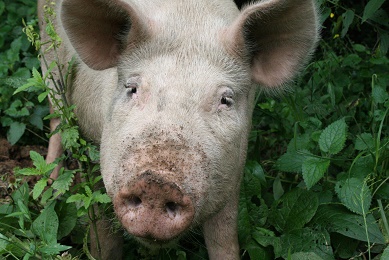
(239, 168), (267, 246)
(279, 228), (333, 260)
(291, 252), (323, 260)
(382, 245), (389, 259)
(355, 133), (375, 151)
(372, 86), (389, 104)
(39, 243), (71, 255)
(7, 121), (26, 145)
(245, 160), (266, 186)
(335, 178), (372, 215)
(319, 118), (347, 155)
(362, 0), (386, 22)
(56, 202), (77, 240)
(341, 10), (354, 37)
(302, 157), (330, 190)
(269, 188), (319, 232)
(244, 240), (272, 260)
(312, 205), (384, 244)
(32, 178), (48, 199)
(276, 149), (308, 173)
(32, 201), (59, 245)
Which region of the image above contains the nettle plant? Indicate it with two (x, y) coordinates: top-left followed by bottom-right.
(237, 0), (389, 259)
(0, 3), (110, 259)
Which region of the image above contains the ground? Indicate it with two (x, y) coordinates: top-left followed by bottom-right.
(0, 136), (47, 200)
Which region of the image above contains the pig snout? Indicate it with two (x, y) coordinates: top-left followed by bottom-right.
(114, 171), (195, 243)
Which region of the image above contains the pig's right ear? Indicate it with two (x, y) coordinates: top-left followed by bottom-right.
(61, 0), (149, 70)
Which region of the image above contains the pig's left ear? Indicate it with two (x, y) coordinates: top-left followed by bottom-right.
(225, 0), (320, 90)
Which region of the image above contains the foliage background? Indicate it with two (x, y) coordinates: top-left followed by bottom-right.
(0, 0), (388, 259)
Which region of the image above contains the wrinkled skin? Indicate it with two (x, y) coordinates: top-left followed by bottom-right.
(38, 0), (319, 259)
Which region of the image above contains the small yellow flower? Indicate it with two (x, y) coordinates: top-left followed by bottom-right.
(330, 13), (335, 18)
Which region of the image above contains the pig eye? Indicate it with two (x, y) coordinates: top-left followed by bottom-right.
(219, 91), (234, 109)
(124, 76), (141, 97)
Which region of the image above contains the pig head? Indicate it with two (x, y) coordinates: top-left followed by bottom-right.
(43, 0), (319, 258)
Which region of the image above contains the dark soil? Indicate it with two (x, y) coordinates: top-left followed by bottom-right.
(0, 136), (47, 200)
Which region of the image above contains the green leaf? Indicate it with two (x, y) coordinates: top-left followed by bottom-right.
(372, 86), (389, 104)
(269, 188), (319, 232)
(7, 121), (26, 145)
(61, 126), (80, 150)
(276, 149), (308, 173)
(279, 228), (333, 260)
(39, 243), (71, 255)
(32, 178), (48, 199)
(335, 178), (372, 215)
(341, 10), (354, 37)
(56, 202), (77, 240)
(0, 233), (9, 253)
(32, 201), (59, 245)
(92, 191), (111, 204)
(302, 157), (330, 190)
(382, 245), (389, 259)
(319, 118), (347, 155)
(51, 171), (74, 194)
(355, 133), (375, 151)
(312, 205), (384, 244)
(291, 252), (323, 260)
(362, 0), (386, 22)
(66, 193), (86, 204)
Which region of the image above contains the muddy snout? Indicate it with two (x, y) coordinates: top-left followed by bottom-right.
(114, 171), (195, 242)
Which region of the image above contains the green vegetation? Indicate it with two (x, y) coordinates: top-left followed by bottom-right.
(0, 0), (388, 259)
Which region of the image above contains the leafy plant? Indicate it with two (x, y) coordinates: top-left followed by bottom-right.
(0, 0), (388, 259)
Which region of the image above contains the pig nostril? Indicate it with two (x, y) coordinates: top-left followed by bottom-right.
(165, 202), (178, 215)
(128, 196), (142, 208)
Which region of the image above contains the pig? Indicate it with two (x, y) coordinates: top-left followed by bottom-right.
(38, 0), (319, 259)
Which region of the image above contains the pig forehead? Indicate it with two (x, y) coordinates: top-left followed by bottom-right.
(120, 49), (250, 90)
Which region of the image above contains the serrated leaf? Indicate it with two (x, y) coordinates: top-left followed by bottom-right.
(335, 178), (372, 215)
(61, 126), (80, 150)
(66, 194), (86, 204)
(372, 86), (389, 104)
(355, 133), (375, 151)
(276, 149), (308, 173)
(32, 201), (58, 245)
(39, 243), (71, 255)
(319, 118), (347, 155)
(93, 192), (111, 204)
(269, 188), (319, 232)
(362, 0), (386, 22)
(312, 204), (384, 244)
(279, 228), (333, 260)
(16, 167), (41, 176)
(291, 252), (323, 260)
(51, 171), (74, 194)
(32, 178), (48, 199)
(302, 157), (330, 190)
